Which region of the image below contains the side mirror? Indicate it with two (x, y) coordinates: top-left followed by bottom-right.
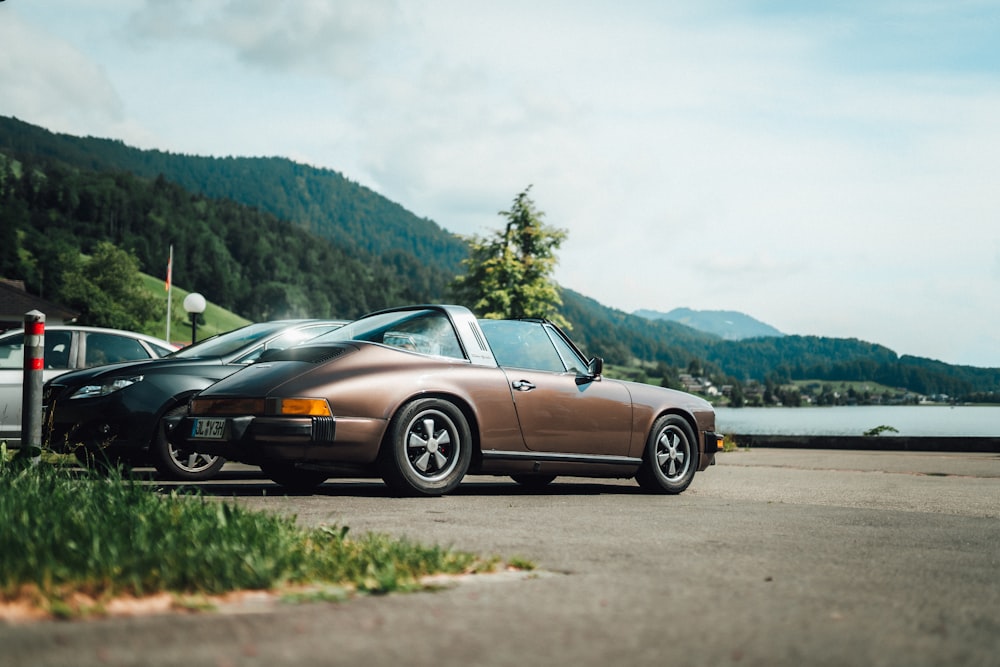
(587, 356), (603, 378)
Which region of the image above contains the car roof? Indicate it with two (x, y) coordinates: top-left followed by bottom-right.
(0, 324), (176, 347)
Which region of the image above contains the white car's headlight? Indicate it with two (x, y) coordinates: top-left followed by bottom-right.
(70, 376), (144, 399)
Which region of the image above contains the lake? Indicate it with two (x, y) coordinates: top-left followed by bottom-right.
(715, 405), (1000, 437)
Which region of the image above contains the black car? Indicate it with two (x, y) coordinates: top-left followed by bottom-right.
(43, 319), (346, 480)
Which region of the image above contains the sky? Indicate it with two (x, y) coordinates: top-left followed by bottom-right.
(2, 1), (999, 368)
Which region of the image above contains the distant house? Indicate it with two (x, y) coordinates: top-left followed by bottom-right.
(0, 279), (79, 332)
(678, 372), (720, 396)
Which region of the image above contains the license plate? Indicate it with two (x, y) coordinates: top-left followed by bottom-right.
(191, 418), (226, 440)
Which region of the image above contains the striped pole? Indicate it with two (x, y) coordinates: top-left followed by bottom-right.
(18, 310), (45, 464)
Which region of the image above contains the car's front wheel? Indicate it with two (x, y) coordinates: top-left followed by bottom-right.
(379, 398), (472, 496)
(151, 405), (226, 481)
(635, 415), (697, 494)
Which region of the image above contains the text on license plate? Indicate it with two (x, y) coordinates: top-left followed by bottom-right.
(192, 418), (226, 439)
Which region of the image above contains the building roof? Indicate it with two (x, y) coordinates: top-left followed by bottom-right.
(0, 279), (79, 329)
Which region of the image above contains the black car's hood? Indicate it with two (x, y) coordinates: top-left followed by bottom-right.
(46, 356), (226, 386)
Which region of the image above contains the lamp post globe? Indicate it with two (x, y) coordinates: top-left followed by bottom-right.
(182, 293), (207, 344)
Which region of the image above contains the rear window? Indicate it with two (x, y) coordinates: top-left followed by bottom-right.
(309, 310), (465, 359)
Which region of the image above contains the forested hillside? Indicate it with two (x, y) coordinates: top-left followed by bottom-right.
(0, 154), (435, 320)
(1, 115), (998, 398)
(0, 116), (466, 274)
(706, 336), (999, 398)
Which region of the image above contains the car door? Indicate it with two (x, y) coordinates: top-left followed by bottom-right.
(0, 329), (75, 442)
(487, 321), (632, 456)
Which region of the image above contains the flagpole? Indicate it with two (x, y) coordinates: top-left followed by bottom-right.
(165, 245), (173, 343)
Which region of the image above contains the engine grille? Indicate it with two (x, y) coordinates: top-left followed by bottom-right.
(312, 416), (336, 442)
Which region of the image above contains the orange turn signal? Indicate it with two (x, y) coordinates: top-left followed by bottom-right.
(277, 398), (333, 416)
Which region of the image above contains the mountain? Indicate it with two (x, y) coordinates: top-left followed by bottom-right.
(0, 115), (467, 274)
(2, 115), (998, 397)
(635, 308), (784, 341)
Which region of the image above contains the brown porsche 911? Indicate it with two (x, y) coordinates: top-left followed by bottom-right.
(166, 304), (723, 496)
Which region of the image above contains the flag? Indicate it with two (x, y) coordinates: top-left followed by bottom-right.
(165, 245), (174, 342)
(165, 245), (173, 291)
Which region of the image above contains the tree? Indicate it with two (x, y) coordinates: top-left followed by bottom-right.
(450, 187), (569, 326)
(728, 382), (746, 407)
(58, 241), (160, 330)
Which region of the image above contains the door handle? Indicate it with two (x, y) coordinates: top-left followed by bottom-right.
(512, 380), (536, 392)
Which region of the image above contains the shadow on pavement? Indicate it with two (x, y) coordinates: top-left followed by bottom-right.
(158, 476), (647, 498)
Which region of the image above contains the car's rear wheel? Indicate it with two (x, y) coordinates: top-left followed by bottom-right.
(636, 415), (697, 494)
(379, 398), (471, 496)
(260, 461), (329, 492)
(511, 474), (556, 489)
(151, 405), (226, 481)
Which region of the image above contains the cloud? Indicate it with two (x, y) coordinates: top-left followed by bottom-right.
(3, 0), (1000, 366)
(0, 12), (124, 134)
(125, 0), (402, 79)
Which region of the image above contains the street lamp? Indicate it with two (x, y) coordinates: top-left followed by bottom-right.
(182, 292), (206, 345)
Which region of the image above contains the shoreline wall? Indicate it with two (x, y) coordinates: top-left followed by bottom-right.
(730, 435), (1000, 453)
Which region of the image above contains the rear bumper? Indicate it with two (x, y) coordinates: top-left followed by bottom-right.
(702, 430), (725, 465)
(164, 414), (381, 465)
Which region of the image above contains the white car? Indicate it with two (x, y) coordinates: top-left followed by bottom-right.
(0, 325), (177, 446)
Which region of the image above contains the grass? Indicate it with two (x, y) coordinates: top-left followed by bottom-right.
(138, 273), (252, 345)
(0, 458), (505, 619)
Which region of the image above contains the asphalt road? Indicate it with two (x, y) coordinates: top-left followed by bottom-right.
(5, 449), (999, 667)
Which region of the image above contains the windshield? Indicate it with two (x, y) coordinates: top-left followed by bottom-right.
(168, 322), (302, 359)
(306, 309), (465, 359)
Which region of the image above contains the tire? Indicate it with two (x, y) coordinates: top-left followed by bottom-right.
(635, 415), (698, 494)
(511, 474), (556, 489)
(260, 461), (329, 492)
(379, 398), (472, 496)
(151, 405), (226, 481)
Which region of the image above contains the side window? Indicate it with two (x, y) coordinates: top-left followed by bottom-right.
(44, 331), (74, 369)
(147, 342), (176, 357)
(516, 325), (567, 372)
(481, 321), (567, 372)
(0, 331), (73, 369)
(0, 334), (25, 369)
(546, 327), (587, 374)
(84, 333), (151, 367)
